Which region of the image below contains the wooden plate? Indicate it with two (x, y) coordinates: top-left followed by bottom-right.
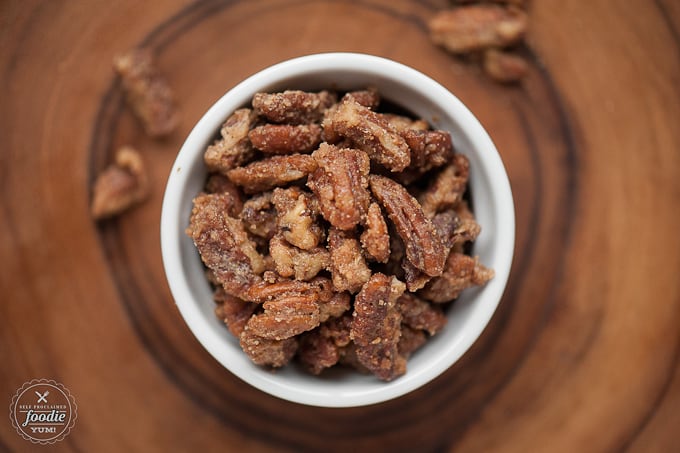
(1, 0), (679, 451)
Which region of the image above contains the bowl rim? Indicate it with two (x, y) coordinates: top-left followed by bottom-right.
(161, 52), (515, 407)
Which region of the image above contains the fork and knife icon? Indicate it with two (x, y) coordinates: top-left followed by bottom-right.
(35, 390), (49, 403)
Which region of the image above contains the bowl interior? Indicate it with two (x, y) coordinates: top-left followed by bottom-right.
(161, 53), (514, 407)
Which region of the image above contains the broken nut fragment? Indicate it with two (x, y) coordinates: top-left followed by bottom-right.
(113, 48), (179, 137)
(204, 109), (257, 173)
(483, 48), (529, 83)
(428, 5), (528, 54)
(91, 146), (149, 220)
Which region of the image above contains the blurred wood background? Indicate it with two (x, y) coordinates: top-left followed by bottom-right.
(1, 0), (679, 451)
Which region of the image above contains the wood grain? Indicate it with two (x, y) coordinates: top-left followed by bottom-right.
(1, 0), (679, 451)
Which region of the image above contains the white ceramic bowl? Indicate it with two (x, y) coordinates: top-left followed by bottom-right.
(161, 53), (515, 407)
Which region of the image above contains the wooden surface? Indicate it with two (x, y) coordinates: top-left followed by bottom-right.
(1, 0), (680, 451)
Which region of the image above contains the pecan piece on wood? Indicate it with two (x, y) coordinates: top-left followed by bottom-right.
(419, 253), (495, 303)
(428, 5), (528, 54)
(370, 175), (447, 277)
(113, 48), (179, 137)
(252, 90), (336, 124)
(204, 108), (257, 173)
(227, 154), (317, 194)
(350, 273), (407, 381)
(91, 146), (149, 220)
(325, 98), (410, 172)
(483, 48), (529, 83)
(186, 193), (264, 299)
(327, 227), (372, 294)
(307, 143), (371, 230)
(248, 124), (322, 155)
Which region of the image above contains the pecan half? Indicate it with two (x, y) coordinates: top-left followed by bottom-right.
(370, 175), (447, 277)
(248, 124), (322, 155)
(252, 90), (336, 124)
(307, 143), (371, 230)
(327, 227), (372, 294)
(418, 153), (470, 218)
(420, 253), (495, 303)
(360, 202), (391, 263)
(343, 87), (380, 110)
(239, 327), (298, 367)
(91, 146), (149, 220)
(186, 193), (264, 299)
(397, 293), (447, 336)
(350, 273), (407, 381)
(428, 5), (528, 54)
(325, 98), (411, 172)
(227, 154), (317, 193)
(204, 108), (257, 173)
(113, 48), (179, 137)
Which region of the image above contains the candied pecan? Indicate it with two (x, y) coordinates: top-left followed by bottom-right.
(350, 273), (407, 381)
(420, 253), (495, 303)
(418, 153), (470, 218)
(272, 187), (323, 249)
(113, 48), (178, 137)
(338, 343), (371, 374)
(246, 276), (333, 303)
(319, 292), (351, 322)
(398, 326), (427, 358)
(269, 234), (330, 281)
(381, 113), (430, 133)
(227, 154), (317, 194)
(240, 327), (298, 367)
(307, 143), (371, 230)
(298, 329), (340, 375)
(204, 173), (243, 215)
(327, 228), (372, 293)
(343, 87), (380, 110)
(248, 124), (322, 155)
(203, 108), (257, 173)
(402, 129), (454, 172)
(298, 314), (353, 374)
(239, 191), (277, 238)
(213, 287), (258, 337)
(428, 5), (528, 54)
(252, 90), (336, 124)
(91, 146), (149, 220)
(401, 258), (432, 292)
(432, 210), (460, 249)
(247, 294), (321, 340)
(360, 202), (391, 263)
(397, 293), (447, 335)
(186, 193), (264, 298)
(370, 175), (447, 277)
(326, 98), (411, 172)
(483, 48), (529, 83)
(452, 201), (481, 246)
